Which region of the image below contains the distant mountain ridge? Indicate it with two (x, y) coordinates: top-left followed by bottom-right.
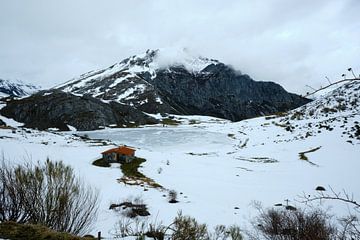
(0, 78), (40, 98)
(56, 49), (310, 121)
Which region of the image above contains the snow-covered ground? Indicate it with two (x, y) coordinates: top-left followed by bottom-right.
(0, 116), (359, 238)
(0, 81), (359, 239)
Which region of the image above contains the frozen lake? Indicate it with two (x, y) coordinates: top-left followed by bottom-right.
(82, 126), (234, 153)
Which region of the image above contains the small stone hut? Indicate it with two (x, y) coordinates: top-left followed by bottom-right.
(101, 146), (136, 163)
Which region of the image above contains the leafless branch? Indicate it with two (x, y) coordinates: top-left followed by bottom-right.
(301, 186), (360, 211)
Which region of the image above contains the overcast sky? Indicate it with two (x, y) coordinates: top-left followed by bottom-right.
(0, 0), (359, 93)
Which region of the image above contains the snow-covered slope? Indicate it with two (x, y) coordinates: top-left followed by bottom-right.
(273, 80), (360, 142)
(293, 80), (359, 118)
(0, 78), (40, 98)
(305, 79), (356, 100)
(0, 80), (359, 239)
(56, 49), (218, 106)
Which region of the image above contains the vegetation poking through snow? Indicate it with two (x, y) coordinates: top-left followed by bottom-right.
(117, 157), (163, 189)
(92, 158), (110, 167)
(227, 133), (236, 139)
(187, 152), (211, 156)
(120, 157), (147, 178)
(161, 118), (182, 126)
(168, 190), (178, 203)
(249, 205), (336, 240)
(113, 211), (243, 240)
(298, 146), (321, 166)
(238, 138), (249, 148)
(110, 196), (150, 218)
(301, 187), (360, 239)
(92, 156), (163, 188)
(236, 156), (278, 164)
(0, 221), (96, 240)
(189, 119), (199, 125)
(260, 79), (360, 143)
(171, 212), (210, 240)
(0, 158), (99, 236)
(75, 133), (113, 146)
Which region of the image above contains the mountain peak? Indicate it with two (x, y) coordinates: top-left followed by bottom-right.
(0, 78), (40, 98)
(149, 48), (219, 73)
(112, 48), (219, 74)
(56, 48), (220, 94)
(56, 50), (309, 121)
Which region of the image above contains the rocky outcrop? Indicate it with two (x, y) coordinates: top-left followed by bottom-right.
(0, 90), (158, 131)
(57, 49), (310, 121)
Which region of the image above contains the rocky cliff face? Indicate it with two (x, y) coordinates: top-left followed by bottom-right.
(0, 90), (158, 131)
(57, 49), (310, 121)
(144, 63), (309, 120)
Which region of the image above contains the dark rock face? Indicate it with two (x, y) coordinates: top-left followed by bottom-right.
(142, 64), (310, 121)
(0, 90), (158, 131)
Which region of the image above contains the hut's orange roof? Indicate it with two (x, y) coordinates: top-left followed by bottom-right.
(101, 146), (135, 156)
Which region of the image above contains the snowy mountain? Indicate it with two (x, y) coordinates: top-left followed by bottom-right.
(56, 49), (309, 121)
(0, 78), (40, 98)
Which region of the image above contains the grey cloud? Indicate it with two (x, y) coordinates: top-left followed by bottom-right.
(0, 0), (359, 94)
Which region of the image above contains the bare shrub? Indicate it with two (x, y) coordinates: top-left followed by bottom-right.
(114, 216), (169, 240)
(302, 187), (360, 239)
(114, 216), (147, 238)
(171, 211), (209, 240)
(145, 221), (166, 240)
(252, 206), (336, 240)
(0, 160), (30, 223)
(212, 225), (228, 240)
(113, 210), (243, 240)
(211, 224), (243, 240)
(337, 215), (360, 240)
(0, 158), (99, 235)
(168, 190), (178, 203)
(227, 225), (243, 240)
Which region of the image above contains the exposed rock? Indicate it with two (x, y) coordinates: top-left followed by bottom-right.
(0, 90), (158, 131)
(144, 63), (310, 120)
(315, 186), (326, 191)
